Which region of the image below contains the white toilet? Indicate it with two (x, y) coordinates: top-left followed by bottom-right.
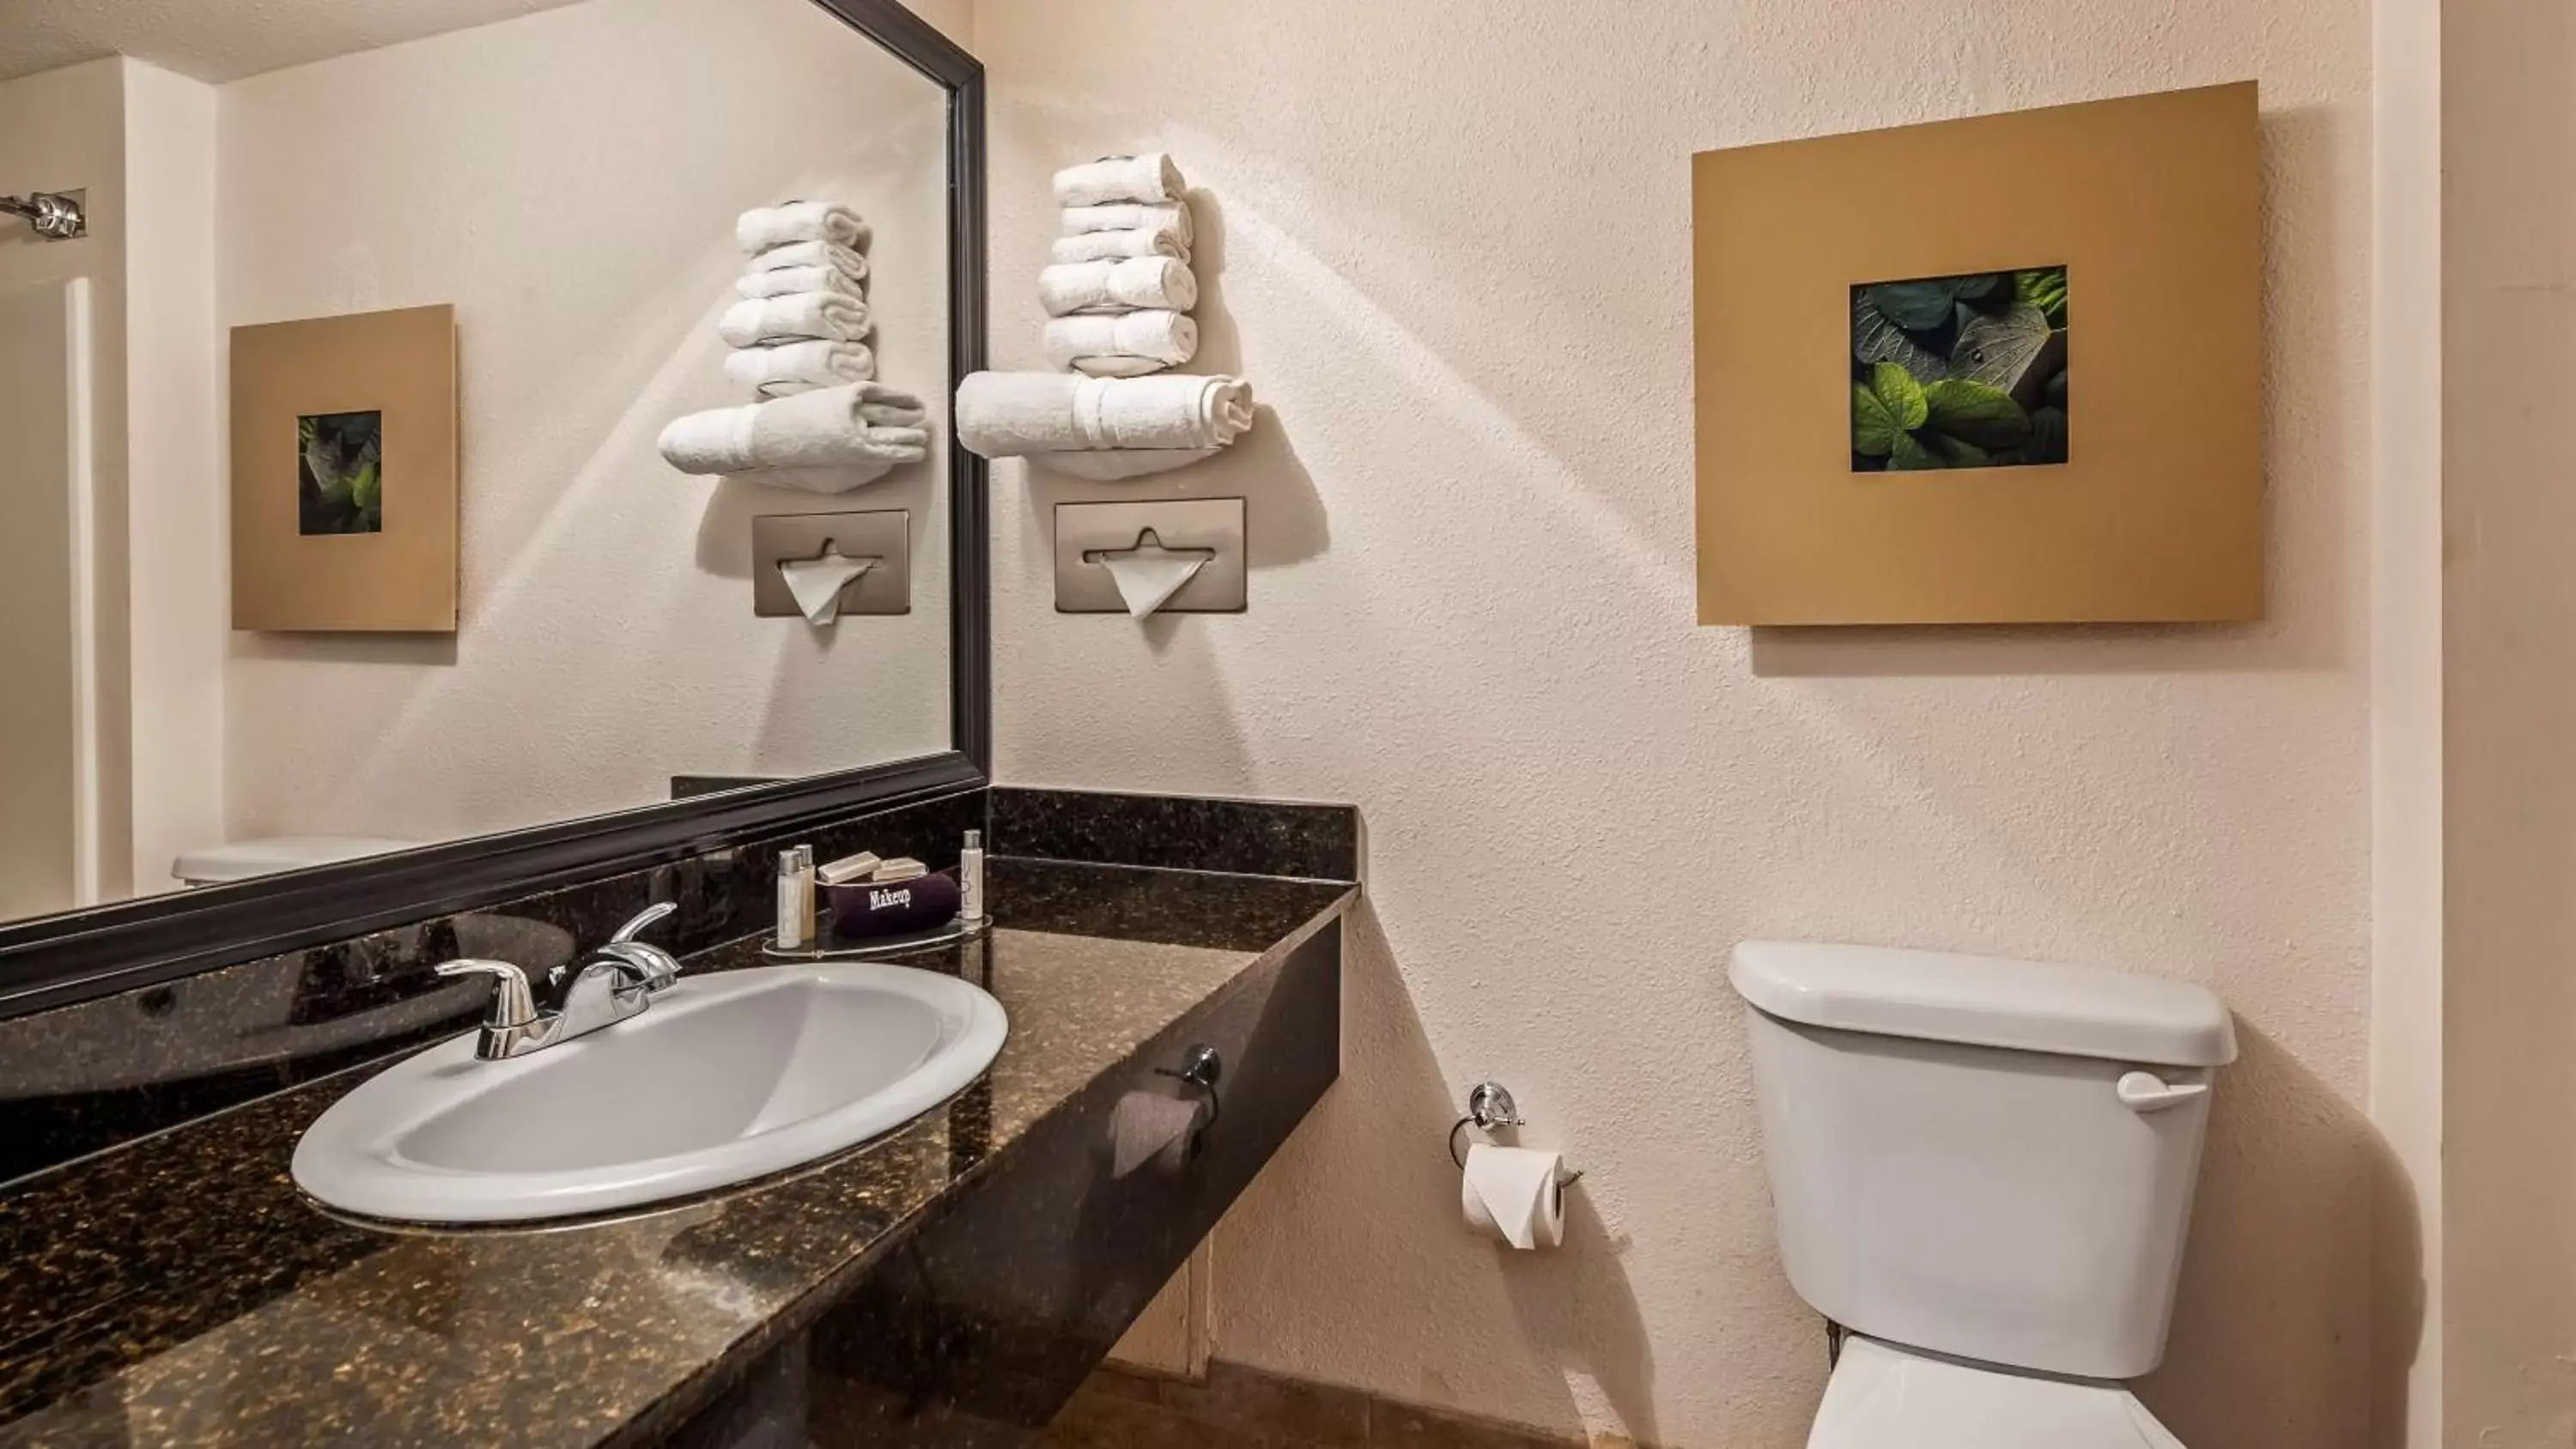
(172, 834), (422, 887)
(1728, 940), (2238, 1448)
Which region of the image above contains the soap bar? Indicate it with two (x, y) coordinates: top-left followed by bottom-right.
(825, 870), (960, 938)
(817, 851), (881, 887)
(872, 857), (927, 883)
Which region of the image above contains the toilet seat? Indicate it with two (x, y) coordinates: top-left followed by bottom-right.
(1808, 1336), (2185, 1449)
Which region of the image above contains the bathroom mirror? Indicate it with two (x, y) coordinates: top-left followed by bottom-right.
(0, 0), (986, 1012)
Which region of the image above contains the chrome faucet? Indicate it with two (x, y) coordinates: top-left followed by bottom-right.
(434, 903), (683, 1061)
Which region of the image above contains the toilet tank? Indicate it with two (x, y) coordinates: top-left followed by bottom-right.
(1729, 941), (2237, 1381)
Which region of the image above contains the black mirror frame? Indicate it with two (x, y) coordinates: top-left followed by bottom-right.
(0, 0), (988, 1022)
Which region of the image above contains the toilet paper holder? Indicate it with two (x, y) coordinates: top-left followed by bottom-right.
(1449, 1079), (1583, 1186)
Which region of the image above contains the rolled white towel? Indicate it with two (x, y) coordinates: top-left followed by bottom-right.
(725, 339), (878, 397)
(1044, 312), (1197, 376)
(1034, 448), (1221, 481)
(719, 292), (870, 348)
(956, 372), (1253, 457)
(738, 264), (866, 300)
(657, 383), (929, 476)
(746, 239), (869, 278)
(1051, 228), (1190, 265)
(1039, 258), (1198, 317)
(738, 201), (870, 254)
(1054, 154), (1185, 208)
(1063, 201), (1193, 246)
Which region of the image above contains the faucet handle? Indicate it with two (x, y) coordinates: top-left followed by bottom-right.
(435, 959), (538, 1028)
(609, 901), (677, 944)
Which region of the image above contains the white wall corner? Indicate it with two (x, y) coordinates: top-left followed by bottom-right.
(2367, 0), (2443, 1443)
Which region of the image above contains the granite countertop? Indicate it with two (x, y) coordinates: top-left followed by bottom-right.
(0, 858), (1354, 1448)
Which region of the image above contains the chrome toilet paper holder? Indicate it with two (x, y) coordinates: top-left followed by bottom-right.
(1448, 1079), (1582, 1186)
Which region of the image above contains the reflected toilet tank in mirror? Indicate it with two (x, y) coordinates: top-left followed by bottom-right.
(0, 0), (979, 951)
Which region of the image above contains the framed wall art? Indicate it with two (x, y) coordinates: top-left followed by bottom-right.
(229, 304), (459, 632)
(1692, 82), (2263, 625)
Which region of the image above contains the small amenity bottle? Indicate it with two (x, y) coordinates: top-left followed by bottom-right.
(776, 846), (815, 949)
(959, 830), (987, 926)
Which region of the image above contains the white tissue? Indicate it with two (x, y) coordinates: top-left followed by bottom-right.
(1461, 1143), (1567, 1251)
(1101, 547), (1211, 618)
(777, 549), (876, 624)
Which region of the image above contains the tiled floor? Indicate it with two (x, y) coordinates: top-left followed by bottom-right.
(1042, 1361), (1615, 1449)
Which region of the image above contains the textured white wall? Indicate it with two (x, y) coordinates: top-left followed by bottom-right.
(972, 3), (2388, 1445)
(2441, 2), (2576, 1443)
(216, 0), (957, 852)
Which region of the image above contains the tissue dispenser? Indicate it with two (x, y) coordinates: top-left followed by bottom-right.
(1054, 498), (1246, 615)
(752, 509), (911, 618)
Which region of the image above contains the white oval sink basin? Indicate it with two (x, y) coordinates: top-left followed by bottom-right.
(292, 961), (1006, 1224)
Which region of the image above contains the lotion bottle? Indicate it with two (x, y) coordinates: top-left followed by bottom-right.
(959, 830), (987, 925)
(776, 846), (815, 949)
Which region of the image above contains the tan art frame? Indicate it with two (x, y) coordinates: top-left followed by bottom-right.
(230, 304), (459, 632)
(1692, 82), (2263, 626)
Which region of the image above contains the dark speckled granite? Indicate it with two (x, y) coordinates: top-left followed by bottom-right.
(991, 788), (1359, 882)
(0, 860), (1355, 1448)
(0, 791), (982, 1185)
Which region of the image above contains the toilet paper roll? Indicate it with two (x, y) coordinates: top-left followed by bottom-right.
(1109, 1090), (1209, 1178)
(1461, 1143), (1567, 1251)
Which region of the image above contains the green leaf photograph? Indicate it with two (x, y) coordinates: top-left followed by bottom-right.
(298, 409), (385, 535)
(1850, 266), (2069, 473)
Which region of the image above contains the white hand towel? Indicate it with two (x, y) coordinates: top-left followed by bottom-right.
(1063, 201), (1193, 246)
(737, 202), (870, 254)
(1051, 228), (1190, 265)
(1034, 448), (1221, 482)
(746, 239), (869, 279)
(718, 293), (870, 348)
(1044, 312), (1197, 376)
(1039, 258), (1198, 317)
(1054, 154), (1185, 208)
(738, 264), (865, 300)
(724, 339), (877, 397)
(956, 372), (1253, 458)
(657, 383), (929, 476)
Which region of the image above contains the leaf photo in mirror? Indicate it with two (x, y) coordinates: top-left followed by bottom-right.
(298, 409), (386, 534)
(1850, 267), (2069, 472)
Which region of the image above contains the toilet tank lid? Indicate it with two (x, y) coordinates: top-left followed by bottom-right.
(173, 835), (422, 883)
(1728, 941), (2238, 1068)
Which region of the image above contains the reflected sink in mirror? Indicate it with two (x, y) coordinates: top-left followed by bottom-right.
(293, 962), (1005, 1224)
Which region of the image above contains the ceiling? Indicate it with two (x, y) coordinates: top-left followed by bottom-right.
(0, 0), (596, 84)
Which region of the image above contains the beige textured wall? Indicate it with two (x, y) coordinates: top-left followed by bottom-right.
(0, 57), (131, 907)
(972, 2), (2390, 1445)
(216, 0), (956, 852)
(2441, 1), (2576, 1443)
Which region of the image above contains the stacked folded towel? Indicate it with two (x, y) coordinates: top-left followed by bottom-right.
(956, 154), (1254, 480)
(1043, 155), (1200, 379)
(659, 201), (928, 488)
